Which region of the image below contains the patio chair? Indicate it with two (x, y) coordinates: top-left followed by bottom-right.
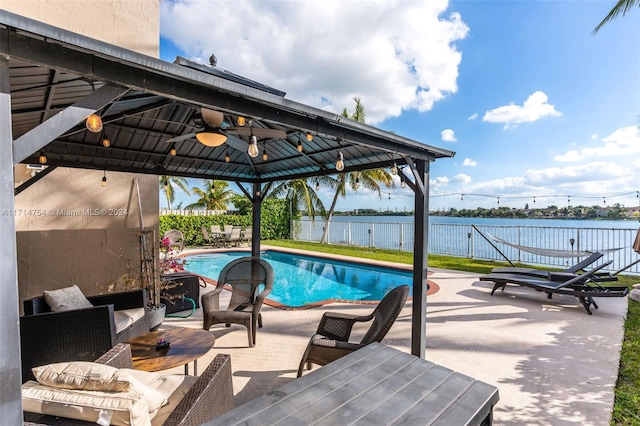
(200, 226), (219, 246)
(163, 229), (184, 252)
(22, 342), (234, 425)
(225, 226), (243, 247)
(201, 256), (274, 347)
(297, 284), (409, 377)
(479, 260), (628, 314)
(490, 252), (608, 282)
(243, 225), (253, 246)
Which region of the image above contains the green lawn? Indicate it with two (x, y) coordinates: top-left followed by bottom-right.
(263, 239), (639, 425)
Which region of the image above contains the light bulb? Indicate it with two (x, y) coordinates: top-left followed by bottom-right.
(101, 175), (107, 187)
(400, 179), (406, 189)
(315, 182), (320, 191)
(102, 137), (111, 148)
(86, 114), (103, 133)
(262, 148), (268, 161)
(306, 133), (313, 142)
(169, 143), (177, 156)
(391, 162), (397, 175)
(38, 151), (47, 164)
(297, 140), (303, 152)
(335, 151), (344, 171)
(237, 116), (246, 126)
(248, 135), (259, 158)
(225, 152), (230, 162)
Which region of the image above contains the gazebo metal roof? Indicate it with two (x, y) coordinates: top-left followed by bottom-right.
(4, 12), (452, 184)
(0, 11), (455, 422)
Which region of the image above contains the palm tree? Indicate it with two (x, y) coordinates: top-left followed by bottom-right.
(266, 178), (329, 219)
(320, 98), (395, 243)
(159, 175), (190, 210)
(594, 0), (639, 33)
(185, 180), (234, 210)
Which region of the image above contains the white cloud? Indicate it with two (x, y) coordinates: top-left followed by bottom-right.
(467, 112), (478, 120)
(453, 173), (471, 183)
(591, 134), (598, 139)
(160, 1), (469, 124)
(441, 129), (457, 142)
(555, 126), (640, 162)
(462, 158), (476, 167)
(482, 91), (561, 129)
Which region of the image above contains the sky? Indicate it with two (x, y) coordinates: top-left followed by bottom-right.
(158, 0), (640, 213)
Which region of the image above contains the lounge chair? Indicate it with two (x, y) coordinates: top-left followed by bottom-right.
(490, 252), (605, 282)
(297, 285), (409, 377)
(479, 260), (628, 314)
(202, 256), (274, 347)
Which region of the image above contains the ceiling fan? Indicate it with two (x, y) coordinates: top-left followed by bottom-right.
(165, 108), (287, 147)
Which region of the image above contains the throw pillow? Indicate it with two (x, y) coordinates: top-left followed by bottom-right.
(43, 285), (93, 312)
(33, 361), (132, 392)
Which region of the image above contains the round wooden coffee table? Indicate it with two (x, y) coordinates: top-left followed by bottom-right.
(126, 327), (215, 375)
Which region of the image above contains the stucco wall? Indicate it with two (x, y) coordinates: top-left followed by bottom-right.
(5, 1), (161, 305)
(3, 0), (159, 56)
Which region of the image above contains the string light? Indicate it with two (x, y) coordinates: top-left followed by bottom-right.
(102, 136), (111, 148)
(38, 151), (47, 164)
(101, 171), (107, 187)
(400, 179), (406, 189)
(248, 135), (259, 158)
(315, 181), (320, 191)
(225, 150), (230, 163)
(169, 143), (177, 156)
(262, 146), (268, 161)
(391, 162), (398, 175)
(497, 197), (500, 205)
(237, 116), (246, 126)
(297, 140), (303, 152)
(335, 151), (344, 171)
(86, 114), (103, 133)
(306, 133), (313, 142)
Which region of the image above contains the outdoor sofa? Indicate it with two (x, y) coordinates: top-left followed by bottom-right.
(23, 342), (234, 425)
(20, 288), (149, 382)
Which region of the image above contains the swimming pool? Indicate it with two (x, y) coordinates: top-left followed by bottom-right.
(183, 250), (413, 307)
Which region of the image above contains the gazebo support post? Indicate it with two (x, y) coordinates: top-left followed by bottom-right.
(251, 181), (262, 257)
(411, 159), (429, 358)
(0, 55), (23, 424)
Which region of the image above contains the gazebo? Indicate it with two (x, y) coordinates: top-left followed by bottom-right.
(0, 11), (455, 421)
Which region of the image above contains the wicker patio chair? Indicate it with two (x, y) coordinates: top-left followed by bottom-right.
(297, 285), (409, 377)
(202, 256), (274, 347)
(20, 289), (149, 382)
(23, 343), (234, 425)
(163, 228), (185, 252)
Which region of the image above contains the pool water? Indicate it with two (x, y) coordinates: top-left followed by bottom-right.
(183, 250), (413, 307)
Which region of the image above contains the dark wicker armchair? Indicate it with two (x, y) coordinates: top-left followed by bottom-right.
(202, 256), (274, 347)
(20, 289), (149, 382)
(23, 343), (234, 425)
(297, 285), (409, 377)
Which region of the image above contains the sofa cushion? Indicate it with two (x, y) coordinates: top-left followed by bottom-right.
(43, 285), (93, 312)
(121, 368), (198, 425)
(113, 307), (146, 335)
(22, 380), (152, 426)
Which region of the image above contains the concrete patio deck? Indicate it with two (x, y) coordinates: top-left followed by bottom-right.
(162, 256), (627, 425)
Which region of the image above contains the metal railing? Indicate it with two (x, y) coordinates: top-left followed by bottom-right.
(293, 218), (640, 274)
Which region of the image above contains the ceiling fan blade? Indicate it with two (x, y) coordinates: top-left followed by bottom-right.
(165, 133), (196, 143)
(226, 127), (287, 139)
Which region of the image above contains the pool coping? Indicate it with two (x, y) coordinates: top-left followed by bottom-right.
(177, 245), (439, 310)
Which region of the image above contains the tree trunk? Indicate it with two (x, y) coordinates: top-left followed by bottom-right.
(321, 190), (340, 243)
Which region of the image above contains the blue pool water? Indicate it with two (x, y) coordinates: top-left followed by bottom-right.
(183, 250), (413, 307)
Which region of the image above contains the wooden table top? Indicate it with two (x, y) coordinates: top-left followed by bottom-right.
(207, 342), (499, 426)
(127, 327), (215, 372)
